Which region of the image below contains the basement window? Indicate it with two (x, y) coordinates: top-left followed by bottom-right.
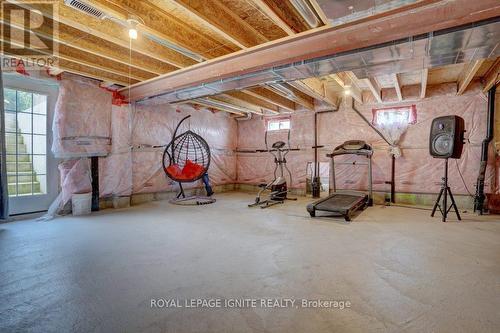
(267, 118), (291, 131)
(372, 105), (417, 127)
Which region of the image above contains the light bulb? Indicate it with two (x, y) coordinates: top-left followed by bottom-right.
(129, 28), (138, 40)
(344, 88), (351, 96)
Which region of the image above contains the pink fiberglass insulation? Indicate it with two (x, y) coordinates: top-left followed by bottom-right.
(52, 74), (112, 158)
(99, 105), (133, 197)
(58, 159), (92, 205)
(56, 76), (499, 201)
(237, 83), (496, 195)
(98, 103), (237, 196)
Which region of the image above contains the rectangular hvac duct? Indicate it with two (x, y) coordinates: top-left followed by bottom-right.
(138, 19), (500, 105)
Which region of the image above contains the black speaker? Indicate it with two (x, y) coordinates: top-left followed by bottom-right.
(429, 116), (465, 159)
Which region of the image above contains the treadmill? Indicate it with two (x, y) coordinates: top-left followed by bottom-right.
(307, 140), (373, 221)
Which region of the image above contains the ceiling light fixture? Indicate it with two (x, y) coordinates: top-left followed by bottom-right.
(127, 18), (139, 40)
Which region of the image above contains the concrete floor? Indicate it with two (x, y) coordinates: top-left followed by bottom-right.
(1, 192), (499, 333)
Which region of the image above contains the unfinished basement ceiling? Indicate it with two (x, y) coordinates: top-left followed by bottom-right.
(2, 0), (499, 114)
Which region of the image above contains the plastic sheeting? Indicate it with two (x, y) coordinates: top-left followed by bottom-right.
(52, 74), (112, 158)
(98, 103), (237, 197)
(237, 83), (497, 195)
(55, 77), (498, 204)
(59, 159), (92, 205)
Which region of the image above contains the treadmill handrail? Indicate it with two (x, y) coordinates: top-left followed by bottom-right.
(329, 144), (373, 207)
(327, 148), (373, 157)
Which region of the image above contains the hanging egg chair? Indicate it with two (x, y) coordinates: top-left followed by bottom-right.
(162, 115), (215, 205)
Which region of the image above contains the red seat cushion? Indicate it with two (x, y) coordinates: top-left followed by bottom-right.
(181, 159), (205, 179)
(165, 164), (182, 178)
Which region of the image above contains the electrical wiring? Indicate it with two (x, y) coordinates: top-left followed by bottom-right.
(455, 159), (474, 198)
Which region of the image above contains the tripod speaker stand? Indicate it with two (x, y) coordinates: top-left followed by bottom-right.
(431, 159), (461, 222)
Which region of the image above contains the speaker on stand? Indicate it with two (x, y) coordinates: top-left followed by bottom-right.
(429, 116), (465, 222)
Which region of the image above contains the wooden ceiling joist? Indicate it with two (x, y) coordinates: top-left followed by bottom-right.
(170, 0), (267, 48)
(482, 58), (500, 92)
(1, 16), (174, 76)
(0, 31), (143, 85)
(330, 73), (363, 104)
(457, 60), (486, 95)
(250, 0), (310, 33)
(245, 87), (296, 112)
(52, 1), (196, 69)
(393, 73), (403, 101)
(420, 68), (429, 99)
(158, 0), (307, 112)
(101, 0), (236, 58)
(287, 78), (337, 106)
(4, 53), (135, 86)
(308, 0), (330, 26)
(121, 0), (500, 101)
(364, 78), (382, 103)
(246, 0), (296, 35)
(226, 91), (280, 114)
(211, 95), (264, 115)
(285, 84), (315, 110)
(190, 98), (245, 116)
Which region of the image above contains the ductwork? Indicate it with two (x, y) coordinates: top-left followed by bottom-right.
(64, 0), (205, 63)
(316, 0), (419, 26)
(290, 0), (320, 28)
(138, 18), (500, 105)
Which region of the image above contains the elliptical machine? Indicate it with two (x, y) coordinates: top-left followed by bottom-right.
(248, 128), (297, 208)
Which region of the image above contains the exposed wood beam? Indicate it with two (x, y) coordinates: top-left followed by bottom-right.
(0, 33), (150, 82)
(457, 59), (485, 95)
(482, 58), (500, 92)
(267, 84), (314, 110)
(190, 99), (245, 116)
(163, 0), (299, 110)
(286, 85), (315, 110)
(213, 95), (264, 115)
(365, 78), (382, 103)
(288, 78), (338, 106)
(121, 0), (500, 101)
(53, 1), (196, 69)
(246, 0), (295, 35)
(167, 0), (267, 48)
(393, 73), (403, 101)
(0, 16), (173, 76)
(0, 32), (142, 86)
(3, 54), (134, 86)
(330, 73), (363, 104)
(102, 0), (234, 58)
(420, 68), (428, 99)
(245, 87), (296, 112)
(226, 91), (280, 114)
(254, 0), (309, 33)
(9, 1), (189, 71)
(308, 0), (330, 26)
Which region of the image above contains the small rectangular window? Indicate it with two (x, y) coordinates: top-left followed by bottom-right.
(267, 118), (290, 131)
(372, 105), (417, 127)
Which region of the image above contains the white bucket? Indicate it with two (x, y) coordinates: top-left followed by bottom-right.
(72, 192), (92, 216)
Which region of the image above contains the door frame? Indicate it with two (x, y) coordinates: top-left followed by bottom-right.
(3, 74), (59, 215)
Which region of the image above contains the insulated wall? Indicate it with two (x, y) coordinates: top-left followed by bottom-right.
(52, 76), (237, 201)
(237, 83), (497, 195)
(52, 74), (112, 158)
(99, 103), (237, 197)
(53, 75), (497, 202)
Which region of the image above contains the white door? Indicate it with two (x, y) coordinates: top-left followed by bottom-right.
(3, 76), (59, 215)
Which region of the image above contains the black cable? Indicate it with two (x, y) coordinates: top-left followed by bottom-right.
(455, 159), (474, 198)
